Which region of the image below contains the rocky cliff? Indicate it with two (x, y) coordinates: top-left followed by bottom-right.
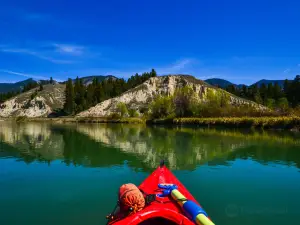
(77, 75), (259, 117)
(0, 84), (65, 118)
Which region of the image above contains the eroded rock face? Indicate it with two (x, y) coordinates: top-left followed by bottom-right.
(0, 97), (51, 117)
(0, 84), (65, 118)
(77, 75), (259, 117)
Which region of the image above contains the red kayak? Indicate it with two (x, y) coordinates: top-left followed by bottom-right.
(107, 161), (214, 225)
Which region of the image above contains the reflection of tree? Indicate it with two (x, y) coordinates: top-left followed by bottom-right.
(58, 127), (139, 168)
(0, 122), (64, 163)
(0, 122), (300, 171)
(75, 124), (300, 170)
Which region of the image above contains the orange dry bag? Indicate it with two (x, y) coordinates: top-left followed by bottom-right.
(118, 183), (145, 214)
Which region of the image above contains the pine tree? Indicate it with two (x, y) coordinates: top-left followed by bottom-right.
(267, 83), (274, 99)
(241, 85), (248, 98)
(73, 77), (87, 113)
(254, 91), (263, 104)
(151, 69), (157, 77)
(225, 85), (236, 95)
(289, 75), (300, 107)
(260, 83), (267, 105)
(50, 77), (53, 84)
(94, 81), (104, 103)
(86, 84), (95, 107)
(273, 82), (282, 100)
(64, 78), (75, 115)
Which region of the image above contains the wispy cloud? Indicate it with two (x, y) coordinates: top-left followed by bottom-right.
(0, 70), (48, 80)
(156, 58), (197, 75)
(0, 45), (76, 64)
(168, 59), (194, 71)
(283, 68), (291, 74)
(53, 44), (85, 56)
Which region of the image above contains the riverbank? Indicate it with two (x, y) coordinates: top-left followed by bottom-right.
(152, 117), (300, 130)
(2, 116), (300, 130)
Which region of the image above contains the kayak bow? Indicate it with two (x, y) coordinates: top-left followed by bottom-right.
(108, 162), (215, 225)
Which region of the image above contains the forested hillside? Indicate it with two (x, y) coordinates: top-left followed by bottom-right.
(224, 75), (300, 110)
(63, 69), (157, 114)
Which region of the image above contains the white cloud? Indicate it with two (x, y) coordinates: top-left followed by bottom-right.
(283, 68), (290, 74)
(0, 46), (75, 64)
(53, 44), (85, 56)
(169, 59), (193, 71)
(156, 58), (196, 75)
(0, 70), (48, 80)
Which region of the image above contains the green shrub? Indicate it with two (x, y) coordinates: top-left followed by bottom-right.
(116, 102), (128, 117)
(277, 97), (289, 112)
(173, 86), (197, 117)
(150, 95), (175, 119)
(266, 98), (275, 109)
(128, 109), (139, 117)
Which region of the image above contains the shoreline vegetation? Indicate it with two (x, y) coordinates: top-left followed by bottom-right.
(4, 116), (300, 131)
(1, 73), (300, 131)
(3, 82), (300, 130)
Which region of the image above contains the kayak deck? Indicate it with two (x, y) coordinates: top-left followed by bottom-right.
(108, 165), (206, 225)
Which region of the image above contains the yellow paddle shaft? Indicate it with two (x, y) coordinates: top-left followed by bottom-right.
(171, 189), (215, 225)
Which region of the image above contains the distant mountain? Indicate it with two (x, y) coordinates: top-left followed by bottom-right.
(205, 78), (234, 88)
(0, 79), (35, 93)
(205, 78), (292, 89)
(72, 75), (117, 86)
(251, 79), (290, 88)
(204, 78), (246, 88)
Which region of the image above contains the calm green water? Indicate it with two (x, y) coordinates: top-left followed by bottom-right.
(0, 122), (300, 225)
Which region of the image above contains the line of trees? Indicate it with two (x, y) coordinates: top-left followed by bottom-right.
(0, 91), (20, 103)
(63, 69), (157, 115)
(224, 75), (300, 109)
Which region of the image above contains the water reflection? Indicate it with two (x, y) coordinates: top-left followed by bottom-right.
(0, 122), (300, 170)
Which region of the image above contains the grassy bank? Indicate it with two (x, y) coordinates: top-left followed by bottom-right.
(75, 117), (144, 124)
(12, 116), (145, 124)
(7, 116), (300, 130)
(167, 117), (300, 130)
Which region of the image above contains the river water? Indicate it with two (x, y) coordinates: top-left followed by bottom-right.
(0, 122), (299, 225)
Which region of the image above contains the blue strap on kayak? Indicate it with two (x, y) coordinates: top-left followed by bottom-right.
(157, 184), (178, 197)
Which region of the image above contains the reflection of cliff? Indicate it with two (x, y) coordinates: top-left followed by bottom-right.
(75, 125), (248, 169)
(76, 125), (171, 169)
(0, 122), (64, 161)
(1, 122), (300, 170)
(76, 124), (300, 170)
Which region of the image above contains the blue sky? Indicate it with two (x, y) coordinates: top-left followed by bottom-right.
(0, 0), (299, 84)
